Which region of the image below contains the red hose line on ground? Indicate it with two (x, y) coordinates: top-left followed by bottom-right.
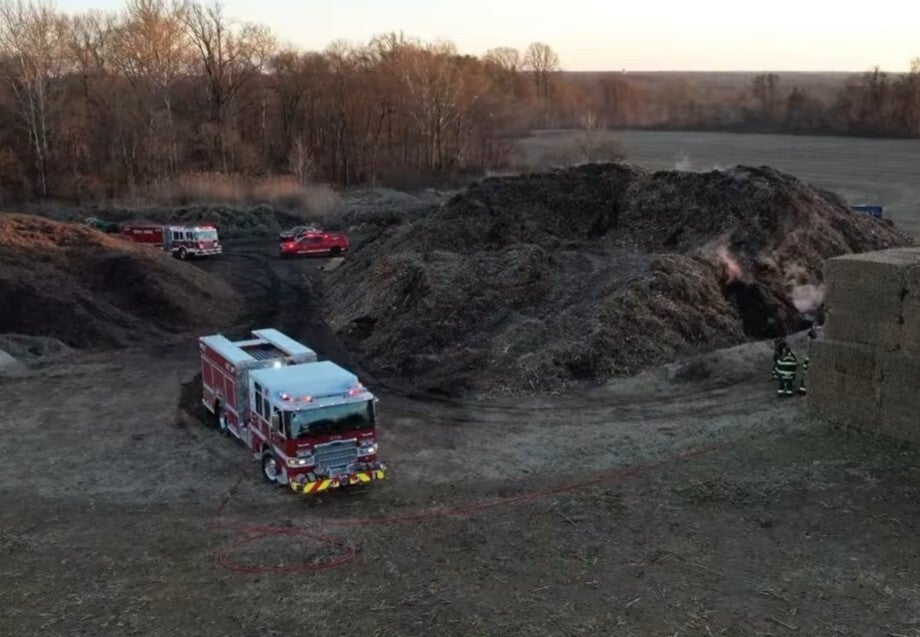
(214, 526), (357, 574)
(214, 443), (727, 575)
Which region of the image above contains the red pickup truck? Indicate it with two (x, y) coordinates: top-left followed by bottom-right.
(279, 231), (349, 258)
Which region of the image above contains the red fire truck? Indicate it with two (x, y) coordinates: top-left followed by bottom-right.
(122, 224), (222, 259)
(199, 328), (385, 494)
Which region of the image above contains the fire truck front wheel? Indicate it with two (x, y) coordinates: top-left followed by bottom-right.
(261, 451), (282, 485)
(177, 247), (189, 260)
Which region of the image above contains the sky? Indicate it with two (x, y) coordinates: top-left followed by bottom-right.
(59, 0), (920, 72)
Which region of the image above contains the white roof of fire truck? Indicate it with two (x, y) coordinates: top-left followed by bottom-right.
(250, 361), (373, 408)
(124, 223), (217, 231)
(199, 328), (317, 367)
(166, 224), (218, 232)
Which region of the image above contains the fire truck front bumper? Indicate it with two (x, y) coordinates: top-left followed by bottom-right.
(290, 464), (387, 495)
(195, 247), (223, 256)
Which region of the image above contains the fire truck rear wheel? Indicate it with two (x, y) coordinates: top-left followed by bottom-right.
(261, 452), (281, 485)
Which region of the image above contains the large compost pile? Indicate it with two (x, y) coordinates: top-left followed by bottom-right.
(325, 164), (912, 395)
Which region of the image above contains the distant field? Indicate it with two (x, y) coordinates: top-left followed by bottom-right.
(519, 130), (920, 235)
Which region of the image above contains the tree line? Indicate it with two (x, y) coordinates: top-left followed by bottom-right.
(0, 0), (916, 202)
(569, 66), (920, 137)
(0, 0), (567, 200)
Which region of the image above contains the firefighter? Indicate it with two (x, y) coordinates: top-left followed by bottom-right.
(771, 337), (786, 380)
(798, 326), (818, 395)
(775, 343), (798, 397)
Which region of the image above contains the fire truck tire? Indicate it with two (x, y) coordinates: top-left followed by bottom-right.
(178, 247), (188, 260)
(261, 452), (282, 485)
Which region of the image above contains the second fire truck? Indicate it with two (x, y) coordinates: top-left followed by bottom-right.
(122, 224), (223, 259)
(199, 328), (385, 494)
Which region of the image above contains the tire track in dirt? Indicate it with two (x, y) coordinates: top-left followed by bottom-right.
(193, 244), (364, 371)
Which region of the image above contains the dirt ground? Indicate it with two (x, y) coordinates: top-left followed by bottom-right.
(2, 240), (919, 636)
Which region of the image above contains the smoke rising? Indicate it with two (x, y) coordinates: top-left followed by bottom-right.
(701, 241), (743, 282)
(673, 154), (692, 171)
(673, 154), (729, 173)
(717, 246), (742, 282)
(790, 284), (826, 316)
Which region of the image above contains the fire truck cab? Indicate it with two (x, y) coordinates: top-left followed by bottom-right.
(163, 225), (222, 259)
(199, 329), (385, 494)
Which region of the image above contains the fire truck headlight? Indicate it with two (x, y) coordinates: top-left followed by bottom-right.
(358, 442), (378, 456)
(286, 457), (310, 467)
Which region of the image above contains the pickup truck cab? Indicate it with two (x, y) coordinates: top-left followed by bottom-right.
(278, 225), (320, 241)
(279, 231), (349, 258)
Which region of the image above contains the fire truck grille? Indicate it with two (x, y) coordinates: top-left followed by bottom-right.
(314, 439), (357, 473)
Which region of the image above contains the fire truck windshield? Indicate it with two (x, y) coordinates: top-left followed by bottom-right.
(195, 229), (218, 240)
(285, 400), (374, 439)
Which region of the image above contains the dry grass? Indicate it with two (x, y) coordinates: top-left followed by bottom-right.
(137, 173), (344, 220)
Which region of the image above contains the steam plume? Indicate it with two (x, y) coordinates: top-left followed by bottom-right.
(716, 246), (742, 282)
(674, 154), (692, 171)
(790, 284), (826, 316)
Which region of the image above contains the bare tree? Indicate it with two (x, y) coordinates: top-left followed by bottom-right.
(399, 42), (468, 171)
(367, 31), (416, 64)
(183, 0), (275, 171)
(483, 46), (520, 96)
(64, 10), (120, 193)
(113, 0), (191, 174)
(271, 49), (309, 154)
(287, 137), (314, 183)
(69, 10), (118, 82)
(752, 73), (780, 121)
(0, 0), (69, 196)
(898, 60), (920, 134)
(484, 47), (520, 72)
(524, 42), (559, 101)
(577, 111), (599, 161)
(324, 40), (354, 181)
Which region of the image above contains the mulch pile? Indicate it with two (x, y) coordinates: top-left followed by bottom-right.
(325, 164), (912, 395)
(0, 214), (241, 348)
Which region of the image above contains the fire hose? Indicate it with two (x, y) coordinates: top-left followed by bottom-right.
(213, 443), (727, 575)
